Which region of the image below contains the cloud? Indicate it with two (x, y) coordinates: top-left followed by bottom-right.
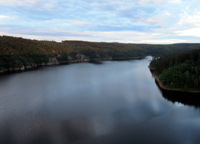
(0, 0), (40, 7)
(0, 15), (9, 19)
(178, 11), (200, 27)
(70, 20), (90, 26)
(175, 10), (200, 38)
(175, 28), (200, 37)
(0, 0), (200, 43)
(0, 24), (193, 44)
(138, 0), (165, 4)
(0, 0), (58, 9)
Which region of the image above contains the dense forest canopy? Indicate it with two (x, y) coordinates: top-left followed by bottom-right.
(150, 49), (200, 91)
(1, 35), (200, 71)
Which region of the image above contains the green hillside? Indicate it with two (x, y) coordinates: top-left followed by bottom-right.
(1, 35), (200, 72)
(150, 49), (200, 91)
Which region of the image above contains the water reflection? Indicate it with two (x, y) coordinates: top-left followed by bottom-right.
(0, 57), (200, 144)
(155, 81), (200, 108)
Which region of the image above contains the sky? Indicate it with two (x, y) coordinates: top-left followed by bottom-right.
(0, 0), (200, 44)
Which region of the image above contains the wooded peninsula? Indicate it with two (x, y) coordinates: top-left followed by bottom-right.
(150, 48), (200, 92)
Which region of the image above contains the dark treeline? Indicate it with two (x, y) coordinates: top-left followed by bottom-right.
(150, 49), (200, 91)
(1, 35), (200, 71)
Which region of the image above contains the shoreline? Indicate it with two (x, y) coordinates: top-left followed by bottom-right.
(149, 67), (200, 93)
(0, 56), (145, 75)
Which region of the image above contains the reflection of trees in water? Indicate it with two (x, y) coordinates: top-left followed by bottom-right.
(155, 80), (200, 108)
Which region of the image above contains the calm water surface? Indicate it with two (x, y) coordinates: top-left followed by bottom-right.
(0, 56), (200, 144)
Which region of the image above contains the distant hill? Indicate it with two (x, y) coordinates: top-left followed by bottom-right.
(1, 35), (200, 72)
(150, 48), (200, 91)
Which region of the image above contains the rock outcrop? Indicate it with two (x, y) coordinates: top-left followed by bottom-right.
(47, 58), (59, 65)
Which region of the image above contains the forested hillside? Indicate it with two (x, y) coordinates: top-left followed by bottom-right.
(150, 49), (200, 91)
(1, 35), (200, 72)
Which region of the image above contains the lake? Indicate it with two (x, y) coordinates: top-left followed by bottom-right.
(0, 56), (200, 144)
